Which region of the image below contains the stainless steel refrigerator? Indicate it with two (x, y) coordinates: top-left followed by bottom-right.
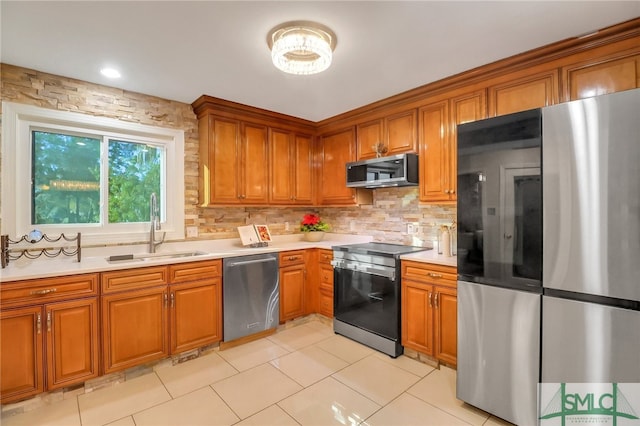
(456, 88), (640, 426)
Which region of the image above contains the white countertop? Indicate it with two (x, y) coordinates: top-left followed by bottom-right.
(400, 250), (457, 268)
(1, 234), (456, 282)
(0, 234), (374, 282)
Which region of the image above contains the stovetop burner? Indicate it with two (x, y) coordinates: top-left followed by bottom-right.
(332, 242), (430, 257)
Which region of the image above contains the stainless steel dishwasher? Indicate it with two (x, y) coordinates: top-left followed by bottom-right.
(222, 253), (279, 342)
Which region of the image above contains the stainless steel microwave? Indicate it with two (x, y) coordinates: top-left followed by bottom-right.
(346, 153), (418, 188)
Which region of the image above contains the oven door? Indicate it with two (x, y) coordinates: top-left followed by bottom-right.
(333, 261), (399, 341)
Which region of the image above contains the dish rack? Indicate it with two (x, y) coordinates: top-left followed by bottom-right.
(1, 231), (81, 268)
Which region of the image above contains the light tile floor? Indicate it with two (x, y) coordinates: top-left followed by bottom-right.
(1, 319), (513, 426)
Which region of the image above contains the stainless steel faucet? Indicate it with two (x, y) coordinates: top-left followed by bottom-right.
(149, 192), (165, 253)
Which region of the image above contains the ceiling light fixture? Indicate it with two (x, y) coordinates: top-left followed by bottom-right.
(100, 67), (121, 79)
(267, 21), (337, 75)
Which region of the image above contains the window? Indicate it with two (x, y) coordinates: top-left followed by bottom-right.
(2, 102), (184, 244)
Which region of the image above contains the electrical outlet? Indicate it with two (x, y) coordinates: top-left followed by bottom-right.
(285, 222), (290, 231)
(350, 221), (356, 232)
(406, 223), (415, 234)
(186, 226), (198, 238)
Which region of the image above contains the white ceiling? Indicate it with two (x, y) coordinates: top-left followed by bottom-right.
(2, 1), (638, 122)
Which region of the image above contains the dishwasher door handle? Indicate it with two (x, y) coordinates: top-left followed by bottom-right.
(227, 258), (278, 267)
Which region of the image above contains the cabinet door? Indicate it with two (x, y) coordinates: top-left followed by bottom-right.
(401, 280), (434, 356)
(318, 128), (357, 205)
(386, 109), (417, 155)
(280, 265), (305, 322)
(170, 279), (222, 354)
(356, 119), (383, 160)
(241, 123), (269, 204)
(46, 298), (99, 390)
(210, 117), (242, 204)
(419, 101), (451, 202)
(102, 287), (168, 374)
(0, 306), (44, 403)
(434, 286), (457, 366)
(292, 134), (314, 205)
(269, 128), (293, 204)
(489, 70), (559, 116)
(564, 54), (639, 101)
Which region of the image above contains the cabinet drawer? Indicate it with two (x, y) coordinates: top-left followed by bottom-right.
(169, 260), (221, 283)
(318, 249), (333, 264)
(279, 250), (305, 267)
(101, 266), (168, 294)
(0, 274), (99, 307)
(318, 289), (333, 318)
(320, 264), (333, 286)
(402, 261), (457, 287)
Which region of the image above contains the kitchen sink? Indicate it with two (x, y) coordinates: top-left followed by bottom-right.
(106, 251), (208, 264)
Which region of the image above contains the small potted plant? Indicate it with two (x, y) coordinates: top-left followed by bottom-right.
(300, 213), (329, 242)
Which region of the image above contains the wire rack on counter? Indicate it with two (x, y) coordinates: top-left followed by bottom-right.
(1, 230), (81, 268)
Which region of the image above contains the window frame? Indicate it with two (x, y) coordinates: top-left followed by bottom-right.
(2, 102), (185, 245)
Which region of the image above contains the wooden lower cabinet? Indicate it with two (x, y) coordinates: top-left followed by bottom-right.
(401, 261), (457, 366)
(0, 306), (44, 403)
(279, 251), (307, 322)
(317, 249), (334, 318)
(102, 286), (168, 374)
(170, 278), (222, 353)
(46, 298), (99, 390)
(102, 260), (223, 374)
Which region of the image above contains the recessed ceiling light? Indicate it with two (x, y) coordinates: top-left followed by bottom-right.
(100, 68), (121, 79)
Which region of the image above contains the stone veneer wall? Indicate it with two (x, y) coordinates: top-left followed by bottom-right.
(1, 64), (455, 246)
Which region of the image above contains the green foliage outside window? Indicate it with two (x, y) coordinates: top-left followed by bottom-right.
(31, 131), (162, 225)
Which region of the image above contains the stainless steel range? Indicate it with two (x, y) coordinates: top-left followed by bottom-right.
(331, 242), (429, 357)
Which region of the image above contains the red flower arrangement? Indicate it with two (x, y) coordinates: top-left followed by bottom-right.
(300, 213), (329, 232)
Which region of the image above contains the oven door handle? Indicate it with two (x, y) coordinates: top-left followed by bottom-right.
(331, 260), (396, 280)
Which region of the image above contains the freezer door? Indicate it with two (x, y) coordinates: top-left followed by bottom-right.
(543, 89), (640, 302)
(542, 296), (640, 383)
(457, 281), (541, 426)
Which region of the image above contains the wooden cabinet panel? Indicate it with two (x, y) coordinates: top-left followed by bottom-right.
(386, 109), (417, 155)
(318, 289), (333, 318)
(169, 260), (221, 284)
(401, 280), (433, 356)
(170, 279), (222, 354)
(280, 266), (305, 322)
(270, 131), (313, 205)
(318, 128), (358, 205)
(210, 117), (242, 204)
(564, 54), (639, 101)
(102, 287), (168, 373)
(434, 286), (457, 366)
(241, 123), (269, 203)
(0, 273), (98, 308)
(401, 261), (457, 366)
(356, 119), (383, 160)
(279, 250), (306, 268)
(0, 306), (44, 403)
(101, 266), (168, 294)
(489, 70), (559, 116)
(292, 134), (314, 204)
(419, 101), (450, 202)
(46, 298), (99, 390)
(419, 91), (485, 203)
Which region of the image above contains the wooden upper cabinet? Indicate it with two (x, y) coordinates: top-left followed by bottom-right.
(386, 109), (418, 155)
(356, 110), (417, 160)
(488, 68), (559, 116)
(269, 129), (313, 205)
(563, 54), (640, 101)
(356, 119), (383, 160)
(419, 100), (451, 203)
(240, 123), (269, 204)
(196, 115), (270, 205)
(419, 90), (485, 204)
(318, 128), (359, 205)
